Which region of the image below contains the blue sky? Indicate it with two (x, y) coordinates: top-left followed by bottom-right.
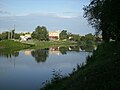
(0, 0), (94, 35)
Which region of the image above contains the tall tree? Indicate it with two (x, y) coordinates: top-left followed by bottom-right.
(83, 0), (120, 42)
(31, 26), (49, 41)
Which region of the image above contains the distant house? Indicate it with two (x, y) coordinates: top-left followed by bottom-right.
(48, 31), (60, 40)
(20, 33), (31, 41)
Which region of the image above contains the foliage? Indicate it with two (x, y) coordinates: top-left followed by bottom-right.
(83, 0), (120, 42)
(31, 26), (49, 41)
(0, 32), (8, 40)
(68, 33), (80, 42)
(51, 69), (63, 83)
(0, 29), (17, 40)
(79, 33), (96, 47)
(59, 30), (68, 40)
(14, 33), (20, 39)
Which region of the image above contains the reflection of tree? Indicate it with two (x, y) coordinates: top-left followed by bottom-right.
(31, 49), (49, 63)
(69, 46), (80, 52)
(59, 46), (80, 54)
(0, 49), (19, 58)
(59, 47), (68, 55)
(80, 46), (94, 52)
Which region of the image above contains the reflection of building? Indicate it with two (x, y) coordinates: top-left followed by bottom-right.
(20, 33), (31, 41)
(49, 47), (61, 55)
(24, 50), (31, 56)
(48, 31), (60, 40)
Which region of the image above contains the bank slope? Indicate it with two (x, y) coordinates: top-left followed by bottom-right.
(41, 42), (120, 90)
(0, 40), (33, 53)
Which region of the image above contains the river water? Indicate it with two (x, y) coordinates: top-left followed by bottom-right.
(0, 46), (92, 90)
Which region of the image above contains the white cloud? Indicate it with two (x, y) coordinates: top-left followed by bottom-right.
(56, 15), (78, 19)
(26, 12), (80, 19)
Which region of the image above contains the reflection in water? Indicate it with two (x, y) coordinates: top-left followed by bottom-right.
(49, 47), (61, 55)
(80, 45), (95, 52)
(0, 50), (19, 58)
(49, 46), (81, 55)
(31, 46), (95, 63)
(24, 50), (31, 56)
(0, 46), (95, 63)
(31, 48), (49, 63)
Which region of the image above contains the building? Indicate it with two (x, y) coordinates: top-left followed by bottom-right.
(48, 31), (60, 40)
(20, 33), (31, 41)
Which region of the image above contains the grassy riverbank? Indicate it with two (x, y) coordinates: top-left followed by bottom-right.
(0, 40), (33, 52)
(22, 40), (77, 49)
(0, 40), (76, 55)
(0, 40), (76, 49)
(41, 42), (120, 90)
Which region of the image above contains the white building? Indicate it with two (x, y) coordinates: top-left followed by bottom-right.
(48, 31), (60, 40)
(20, 33), (31, 41)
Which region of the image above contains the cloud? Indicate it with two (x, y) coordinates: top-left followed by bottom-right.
(56, 15), (78, 19)
(0, 11), (94, 35)
(25, 12), (79, 19)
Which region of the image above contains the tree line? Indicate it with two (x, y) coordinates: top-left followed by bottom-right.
(0, 25), (98, 47)
(0, 29), (20, 40)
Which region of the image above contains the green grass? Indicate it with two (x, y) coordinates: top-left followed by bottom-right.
(0, 40), (33, 52)
(23, 40), (77, 49)
(41, 42), (120, 90)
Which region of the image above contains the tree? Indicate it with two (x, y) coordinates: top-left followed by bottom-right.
(14, 33), (20, 39)
(59, 30), (68, 40)
(83, 0), (120, 42)
(1, 32), (8, 40)
(72, 34), (80, 42)
(68, 33), (80, 42)
(79, 33), (96, 47)
(31, 26), (49, 41)
(85, 33), (96, 41)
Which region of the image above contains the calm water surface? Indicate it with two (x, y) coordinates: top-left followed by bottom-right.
(0, 46), (92, 90)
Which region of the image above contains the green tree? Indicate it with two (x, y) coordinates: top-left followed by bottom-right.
(31, 26), (49, 41)
(72, 34), (80, 42)
(14, 33), (20, 39)
(83, 0), (120, 42)
(79, 33), (96, 46)
(59, 30), (68, 40)
(1, 32), (8, 40)
(85, 33), (96, 41)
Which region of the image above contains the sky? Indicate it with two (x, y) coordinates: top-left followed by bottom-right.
(0, 0), (94, 35)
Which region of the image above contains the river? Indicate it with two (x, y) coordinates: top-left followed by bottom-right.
(0, 46), (92, 90)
